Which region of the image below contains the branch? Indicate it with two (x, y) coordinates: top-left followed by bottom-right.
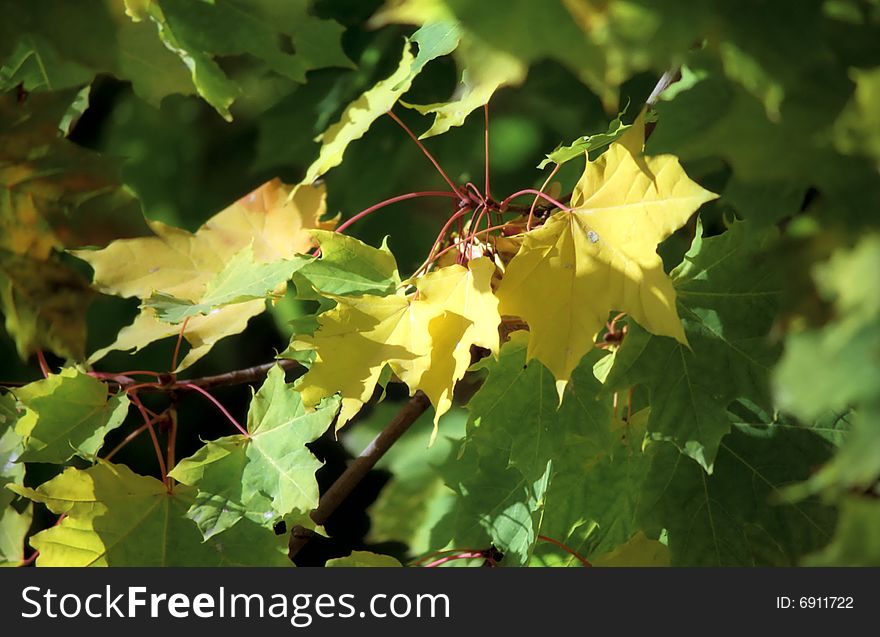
(142, 358), (303, 392)
(289, 391), (432, 560)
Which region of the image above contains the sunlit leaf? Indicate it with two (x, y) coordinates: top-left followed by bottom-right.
(295, 257), (500, 428)
(75, 179), (334, 370)
(303, 41), (417, 183)
(13, 368), (129, 464)
(169, 365), (339, 539)
(10, 461), (291, 566)
(498, 128), (717, 400)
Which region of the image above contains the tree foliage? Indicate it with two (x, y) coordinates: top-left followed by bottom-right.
(1, 0), (878, 567)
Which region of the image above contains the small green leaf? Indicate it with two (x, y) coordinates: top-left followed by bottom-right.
(0, 504), (32, 567)
(13, 368), (130, 464)
(0, 392), (25, 510)
(537, 105), (631, 169)
(295, 231), (400, 298)
(145, 247), (311, 324)
(403, 38), (525, 139)
(400, 21), (461, 88)
(169, 365), (339, 539)
(304, 40), (417, 183)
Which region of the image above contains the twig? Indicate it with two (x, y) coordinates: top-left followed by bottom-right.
(288, 391), (431, 560)
(138, 358), (302, 392)
(646, 67), (681, 107)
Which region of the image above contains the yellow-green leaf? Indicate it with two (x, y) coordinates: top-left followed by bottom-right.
(303, 41), (416, 184)
(13, 368), (130, 464)
(168, 365), (340, 539)
(403, 38), (525, 139)
(497, 131), (717, 398)
(295, 257), (500, 427)
(75, 179), (334, 370)
(9, 461), (291, 566)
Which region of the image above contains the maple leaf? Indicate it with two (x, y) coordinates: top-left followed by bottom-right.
(13, 368), (130, 464)
(9, 461), (291, 566)
(168, 365), (340, 539)
(74, 179), (335, 370)
(373, 3), (525, 139)
(603, 221), (782, 471)
(294, 230), (401, 298)
(496, 126), (717, 398)
(303, 41), (417, 184)
(295, 257), (500, 429)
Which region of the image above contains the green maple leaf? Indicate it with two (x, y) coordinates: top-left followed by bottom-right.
(123, 0), (350, 119)
(10, 461), (291, 566)
(13, 368), (130, 464)
(435, 336), (614, 565)
(294, 230), (401, 299)
(639, 423), (837, 566)
(605, 220), (781, 472)
(169, 365), (339, 539)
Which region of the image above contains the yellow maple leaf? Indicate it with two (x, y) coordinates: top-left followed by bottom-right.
(75, 179), (335, 370)
(296, 257), (500, 429)
(496, 130), (718, 399)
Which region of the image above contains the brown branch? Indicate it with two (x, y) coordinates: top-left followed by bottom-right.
(289, 391), (432, 561)
(140, 358), (303, 392)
